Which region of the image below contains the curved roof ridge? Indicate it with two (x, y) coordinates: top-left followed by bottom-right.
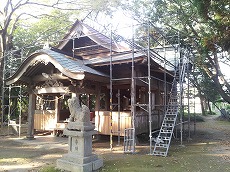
(6, 49), (108, 85)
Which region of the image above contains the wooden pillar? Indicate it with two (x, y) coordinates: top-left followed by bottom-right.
(156, 80), (161, 128)
(55, 96), (60, 122)
(95, 84), (101, 112)
(95, 84), (101, 134)
(27, 93), (36, 139)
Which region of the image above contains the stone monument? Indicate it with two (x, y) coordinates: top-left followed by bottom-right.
(57, 97), (103, 172)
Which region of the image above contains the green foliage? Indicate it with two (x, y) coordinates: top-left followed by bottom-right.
(197, 71), (221, 103)
(205, 110), (216, 115)
(225, 104), (230, 110)
(12, 10), (75, 54)
(119, 0), (230, 103)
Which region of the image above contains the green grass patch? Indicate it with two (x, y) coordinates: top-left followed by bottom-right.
(100, 143), (230, 172)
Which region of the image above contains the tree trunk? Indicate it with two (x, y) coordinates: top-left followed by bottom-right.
(207, 100), (212, 114)
(198, 90), (206, 116)
(200, 98), (205, 116)
(212, 75), (230, 103)
(0, 31), (7, 82)
(202, 52), (230, 104)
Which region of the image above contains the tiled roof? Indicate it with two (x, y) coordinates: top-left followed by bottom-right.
(39, 49), (108, 77)
(83, 52), (145, 65)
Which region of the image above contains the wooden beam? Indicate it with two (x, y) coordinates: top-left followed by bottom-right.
(32, 73), (69, 82)
(35, 87), (70, 94)
(68, 85), (98, 94)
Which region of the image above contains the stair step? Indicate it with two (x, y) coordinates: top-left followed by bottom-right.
(168, 105), (178, 108)
(152, 151), (167, 156)
(161, 126), (173, 129)
(166, 112), (177, 114)
(165, 115), (176, 118)
(163, 121), (174, 124)
(169, 101), (178, 103)
(162, 123), (174, 127)
(166, 113), (177, 115)
(167, 109), (177, 112)
(165, 115), (176, 119)
(162, 123), (174, 126)
(166, 114), (177, 116)
(164, 117), (175, 121)
(155, 143), (169, 148)
(168, 106), (178, 108)
(168, 104), (178, 106)
(167, 109), (178, 111)
(165, 110), (176, 114)
(158, 136), (171, 140)
(163, 119), (174, 123)
(160, 129), (172, 133)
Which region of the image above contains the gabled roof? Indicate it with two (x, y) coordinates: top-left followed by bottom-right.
(6, 49), (108, 85)
(57, 20), (130, 60)
(6, 20), (175, 86)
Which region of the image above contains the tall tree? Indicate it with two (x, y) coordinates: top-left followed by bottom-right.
(12, 9), (75, 56)
(0, 0), (117, 80)
(121, 0), (230, 103)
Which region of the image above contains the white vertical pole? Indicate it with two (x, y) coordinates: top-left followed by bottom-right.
(109, 26), (113, 151)
(131, 23), (136, 153)
(117, 89), (121, 146)
(147, 22), (152, 154)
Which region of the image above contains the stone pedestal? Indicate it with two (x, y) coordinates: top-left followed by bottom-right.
(57, 122), (103, 172)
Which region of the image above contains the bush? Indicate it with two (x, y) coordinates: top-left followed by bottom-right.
(205, 111), (216, 115)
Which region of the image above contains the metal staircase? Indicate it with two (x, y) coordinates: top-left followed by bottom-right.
(152, 54), (188, 156)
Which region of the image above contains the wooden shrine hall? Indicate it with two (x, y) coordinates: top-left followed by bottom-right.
(5, 20), (175, 139)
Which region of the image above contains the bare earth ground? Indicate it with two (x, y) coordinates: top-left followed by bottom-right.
(0, 115), (230, 172)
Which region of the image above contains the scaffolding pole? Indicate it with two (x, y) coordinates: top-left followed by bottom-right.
(163, 39), (167, 114)
(1, 52), (7, 128)
(147, 22), (152, 154)
(109, 27), (113, 151)
(187, 64), (191, 140)
(130, 23), (136, 153)
(178, 35), (184, 146)
(1, 50), (24, 137)
(117, 89), (121, 146)
(18, 86), (22, 138)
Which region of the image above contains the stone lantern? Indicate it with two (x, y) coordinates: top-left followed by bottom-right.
(57, 97), (103, 172)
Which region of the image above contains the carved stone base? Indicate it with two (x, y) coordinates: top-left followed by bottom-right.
(57, 154), (103, 172)
(57, 97), (103, 171)
(57, 130), (103, 172)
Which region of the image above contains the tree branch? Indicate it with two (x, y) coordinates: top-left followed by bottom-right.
(26, 1), (92, 11)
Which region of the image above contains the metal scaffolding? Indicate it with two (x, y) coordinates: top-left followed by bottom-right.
(107, 21), (192, 155)
(1, 20), (195, 156)
(1, 49), (26, 137)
